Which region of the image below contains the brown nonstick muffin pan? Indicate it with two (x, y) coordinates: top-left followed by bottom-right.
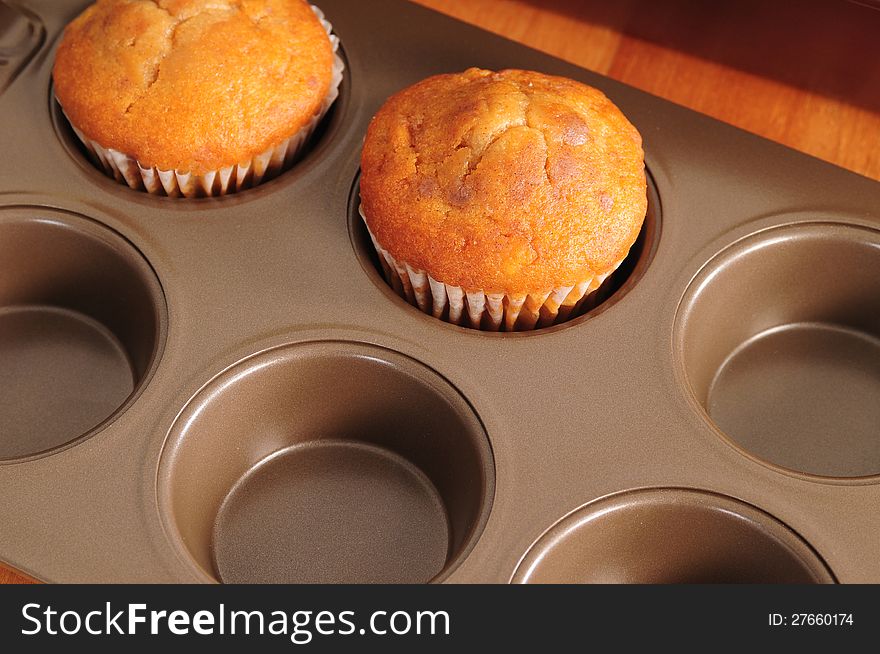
(0, 0), (878, 584)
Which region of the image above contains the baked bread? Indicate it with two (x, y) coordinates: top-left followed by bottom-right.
(53, 0), (342, 196)
(360, 68), (647, 330)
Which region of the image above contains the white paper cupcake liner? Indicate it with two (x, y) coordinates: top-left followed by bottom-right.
(360, 206), (625, 331)
(60, 4), (344, 198)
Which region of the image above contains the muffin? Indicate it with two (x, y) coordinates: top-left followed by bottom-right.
(53, 0), (344, 197)
(360, 68), (647, 331)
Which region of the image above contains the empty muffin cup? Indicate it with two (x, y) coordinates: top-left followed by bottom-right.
(676, 222), (880, 478)
(0, 207), (165, 460)
(158, 342), (495, 583)
(512, 488), (834, 583)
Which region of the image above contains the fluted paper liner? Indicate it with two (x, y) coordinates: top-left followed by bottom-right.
(59, 5), (344, 198)
(360, 206), (625, 331)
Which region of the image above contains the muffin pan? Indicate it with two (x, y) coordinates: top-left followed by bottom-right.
(0, 0), (878, 583)
(0, 1), (43, 96)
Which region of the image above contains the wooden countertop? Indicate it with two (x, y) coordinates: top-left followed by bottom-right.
(2, 0), (878, 585)
(413, 0), (880, 181)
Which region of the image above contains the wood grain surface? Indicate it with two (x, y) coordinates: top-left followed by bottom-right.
(0, 566), (34, 585)
(2, 0), (878, 585)
(412, 0), (880, 181)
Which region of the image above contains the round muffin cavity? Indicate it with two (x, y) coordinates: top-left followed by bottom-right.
(512, 489), (834, 584)
(360, 68), (647, 297)
(159, 342), (495, 583)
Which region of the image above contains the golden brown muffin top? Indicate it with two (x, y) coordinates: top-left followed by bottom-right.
(360, 68), (647, 294)
(53, 0), (333, 175)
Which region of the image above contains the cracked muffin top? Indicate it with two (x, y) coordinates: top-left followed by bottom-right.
(360, 68), (647, 294)
(53, 0), (333, 175)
